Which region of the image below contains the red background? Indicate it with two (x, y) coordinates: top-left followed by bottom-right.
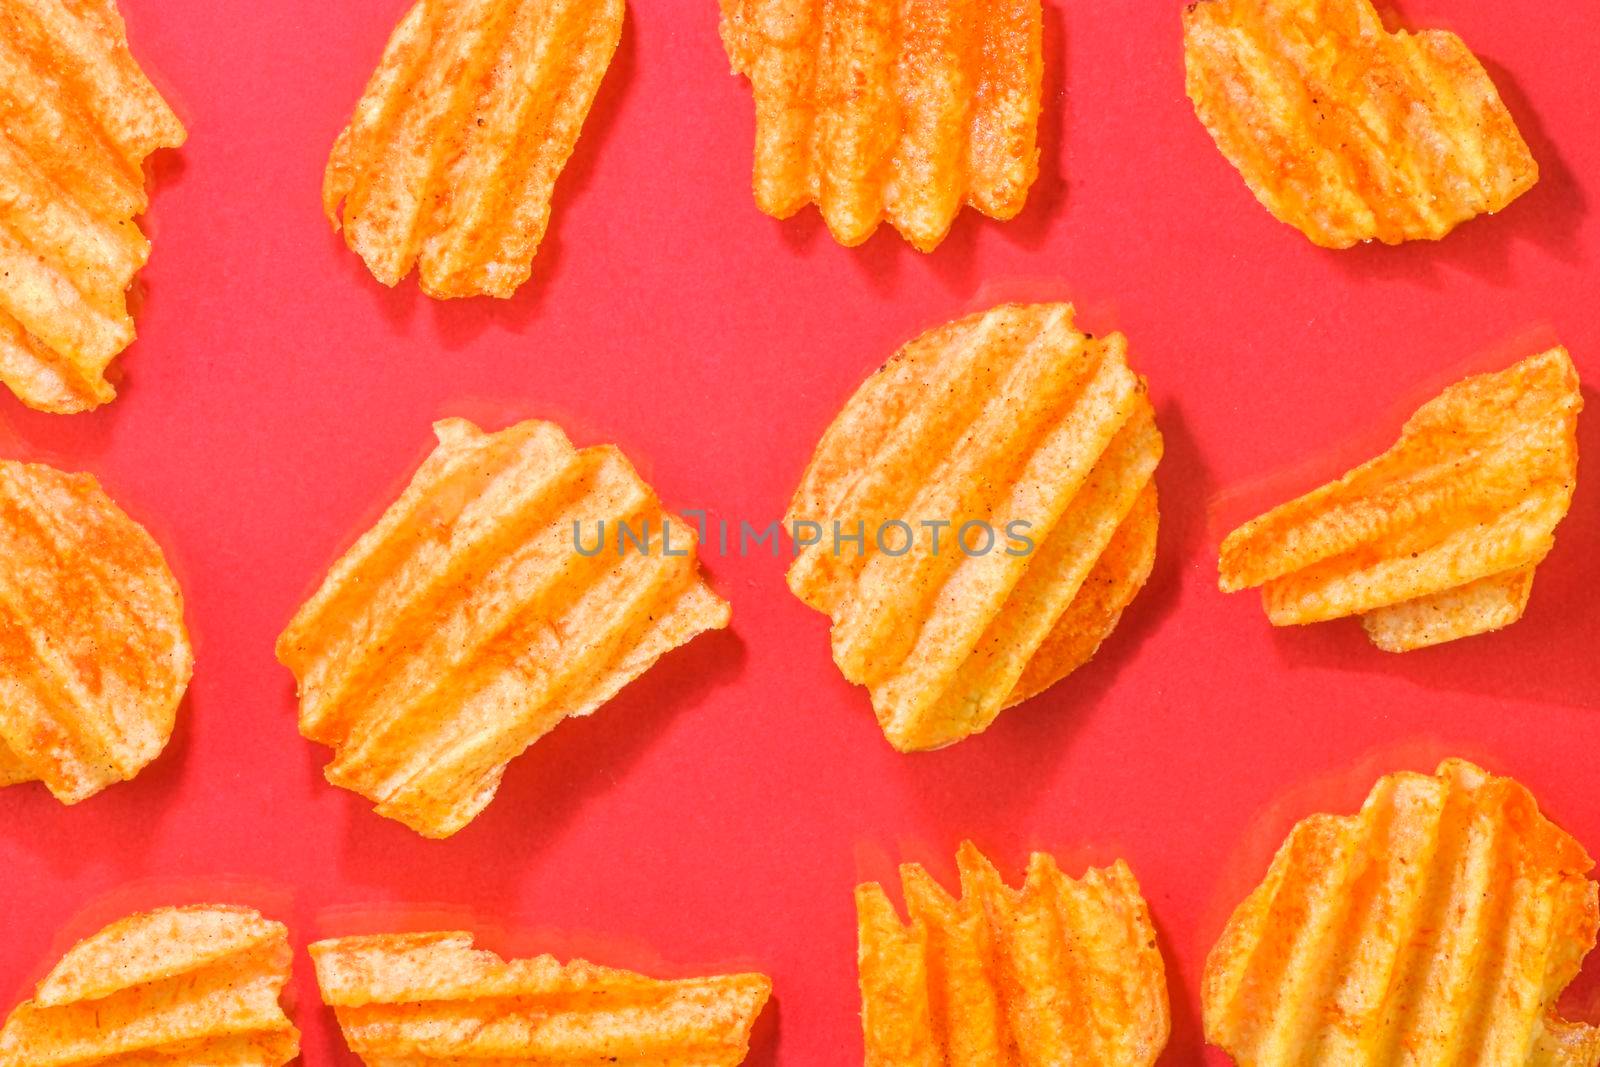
(2, 1), (1598, 1062)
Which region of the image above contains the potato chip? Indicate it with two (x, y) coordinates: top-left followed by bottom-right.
(277, 418), (730, 838)
(0, 0), (185, 413)
(323, 0), (624, 298)
(1183, 0), (1537, 248)
(1219, 349), (1581, 651)
(719, 0), (1042, 251)
(1204, 759), (1600, 1065)
(310, 931), (771, 1065)
(787, 303), (1163, 752)
(858, 840), (1169, 1065)
(0, 905), (300, 1067)
(0, 459), (192, 803)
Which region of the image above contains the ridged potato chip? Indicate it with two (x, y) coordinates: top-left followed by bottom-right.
(0, 905), (300, 1067)
(787, 303), (1162, 752)
(1204, 759), (1600, 1065)
(858, 840), (1169, 1065)
(323, 0), (624, 298)
(0, 0), (185, 412)
(1183, 0), (1537, 248)
(277, 418), (730, 838)
(0, 459), (192, 803)
(719, 0), (1042, 251)
(1219, 349), (1581, 651)
(310, 931), (772, 1065)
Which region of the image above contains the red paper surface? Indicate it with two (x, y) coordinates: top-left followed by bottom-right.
(2, 1), (1598, 1062)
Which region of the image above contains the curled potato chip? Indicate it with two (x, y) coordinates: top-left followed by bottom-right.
(310, 931), (772, 1065)
(858, 841), (1169, 1065)
(719, 0), (1042, 251)
(323, 0), (624, 298)
(0, 0), (185, 412)
(1219, 349), (1581, 651)
(0, 459), (192, 803)
(1183, 0), (1537, 248)
(787, 303), (1163, 752)
(1204, 759), (1600, 1065)
(0, 905), (300, 1067)
(277, 418), (730, 838)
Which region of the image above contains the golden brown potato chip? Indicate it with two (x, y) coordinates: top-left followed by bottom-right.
(1183, 0), (1537, 248)
(277, 418), (730, 838)
(0, 905), (300, 1067)
(787, 303), (1162, 752)
(0, 459), (192, 803)
(1219, 349), (1581, 651)
(1204, 759), (1599, 1065)
(0, 0), (185, 413)
(858, 840), (1169, 1065)
(323, 0), (624, 298)
(719, 0), (1042, 251)
(310, 931), (772, 1065)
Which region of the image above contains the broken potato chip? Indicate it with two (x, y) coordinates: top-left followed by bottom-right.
(1204, 759), (1600, 1065)
(1183, 0), (1537, 248)
(858, 840), (1169, 1065)
(0, 459), (192, 803)
(0, 0), (186, 412)
(787, 303), (1163, 752)
(277, 418), (730, 838)
(719, 0), (1042, 251)
(323, 0), (625, 297)
(0, 904), (300, 1066)
(311, 931), (772, 1065)
(1219, 348), (1581, 651)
